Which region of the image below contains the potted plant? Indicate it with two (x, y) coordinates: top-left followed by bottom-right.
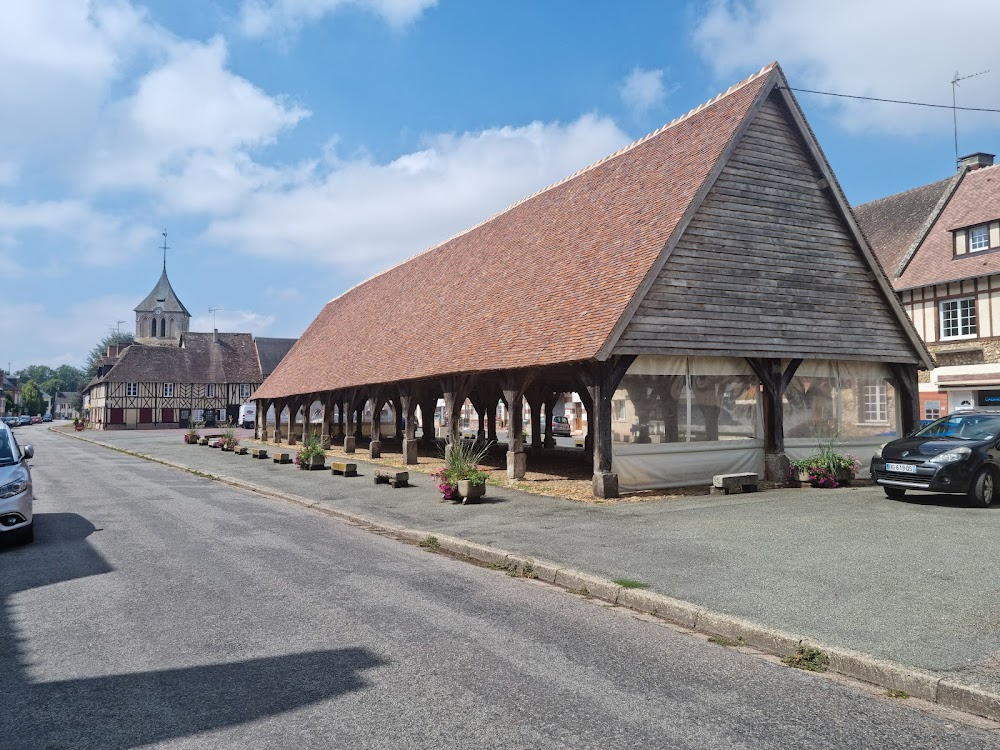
(790, 437), (861, 488)
(219, 423), (239, 452)
(433, 440), (492, 503)
(73, 417), (85, 432)
(295, 434), (326, 470)
(184, 421), (203, 444)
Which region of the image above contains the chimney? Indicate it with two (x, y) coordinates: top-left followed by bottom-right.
(958, 152), (995, 171)
(213, 328), (219, 343)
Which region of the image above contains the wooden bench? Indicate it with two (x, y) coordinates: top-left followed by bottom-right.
(251, 448), (268, 459)
(374, 469), (409, 488)
(710, 472), (759, 495)
(234, 446), (248, 455)
(273, 451), (292, 464)
(330, 461), (358, 477)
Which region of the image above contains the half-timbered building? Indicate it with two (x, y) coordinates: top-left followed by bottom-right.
(252, 63), (932, 497)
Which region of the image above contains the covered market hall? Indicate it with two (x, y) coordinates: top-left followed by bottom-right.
(251, 63), (932, 498)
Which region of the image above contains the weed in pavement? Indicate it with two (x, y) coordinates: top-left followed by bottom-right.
(886, 689), (910, 699)
(418, 535), (440, 550)
(613, 578), (650, 590)
(708, 635), (746, 648)
(783, 646), (829, 673)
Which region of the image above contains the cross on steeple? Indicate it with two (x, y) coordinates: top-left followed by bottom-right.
(160, 231), (169, 271)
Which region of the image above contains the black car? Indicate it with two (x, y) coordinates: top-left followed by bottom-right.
(871, 411), (1000, 507)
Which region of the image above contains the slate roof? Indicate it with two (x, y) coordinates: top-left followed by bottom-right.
(856, 164), (1000, 291)
(96, 333), (261, 385)
(853, 176), (956, 280)
(255, 337), (298, 378)
(135, 266), (191, 316)
(255, 65), (779, 400)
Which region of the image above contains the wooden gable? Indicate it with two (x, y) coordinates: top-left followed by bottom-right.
(612, 88), (921, 364)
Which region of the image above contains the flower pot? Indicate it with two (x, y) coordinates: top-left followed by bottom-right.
(796, 469), (812, 484)
(299, 454), (325, 470)
(75, 424), (85, 432)
(457, 480), (486, 503)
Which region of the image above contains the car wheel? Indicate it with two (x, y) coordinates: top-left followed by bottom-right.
(968, 469), (996, 508)
(884, 487), (906, 500)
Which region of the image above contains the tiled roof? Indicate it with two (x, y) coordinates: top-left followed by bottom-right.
(255, 65), (778, 400)
(99, 332), (262, 384)
(254, 337), (298, 378)
(854, 176), (955, 279)
(894, 165), (1000, 290)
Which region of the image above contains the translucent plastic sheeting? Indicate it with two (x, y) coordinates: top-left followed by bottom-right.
(612, 356), (763, 490)
(784, 360), (899, 477)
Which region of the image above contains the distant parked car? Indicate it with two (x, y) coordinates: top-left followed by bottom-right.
(18, 416), (30, 426)
(29, 416), (41, 425)
(0, 422), (34, 545)
(552, 416), (571, 437)
(41, 415), (52, 423)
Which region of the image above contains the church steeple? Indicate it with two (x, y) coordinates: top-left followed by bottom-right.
(134, 232), (191, 341)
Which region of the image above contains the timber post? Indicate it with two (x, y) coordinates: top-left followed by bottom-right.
(747, 357), (801, 482)
(369, 388), (383, 459)
(343, 389), (357, 453)
(543, 391), (558, 449)
(502, 371), (534, 480)
(400, 388), (419, 464)
(273, 399), (284, 443)
(583, 356), (634, 498)
(888, 363), (920, 437)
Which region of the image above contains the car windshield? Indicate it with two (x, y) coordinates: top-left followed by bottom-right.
(914, 414), (1000, 442)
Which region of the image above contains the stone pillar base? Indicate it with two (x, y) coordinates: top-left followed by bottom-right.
(369, 439), (381, 459)
(272, 429), (281, 443)
(287, 433), (297, 446)
(506, 450), (527, 479)
(765, 452), (790, 483)
(592, 471), (619, 498)
(403, 438), (419, 464)
(344, 436), (356, 454)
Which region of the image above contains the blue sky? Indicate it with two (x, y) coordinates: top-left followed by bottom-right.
(3, 0), (999, 371)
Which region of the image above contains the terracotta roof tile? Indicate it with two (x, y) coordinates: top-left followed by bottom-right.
(255, 65), (776, 400)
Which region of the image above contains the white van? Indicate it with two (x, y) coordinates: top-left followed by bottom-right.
(238, 403), (256, 429)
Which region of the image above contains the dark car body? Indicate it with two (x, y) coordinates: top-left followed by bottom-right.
(871, 411), (1000, 506)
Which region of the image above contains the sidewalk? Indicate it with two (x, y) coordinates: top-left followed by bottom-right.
(62, 427), (1000, 720)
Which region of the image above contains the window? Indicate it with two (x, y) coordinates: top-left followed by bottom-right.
(240, 384), (251, 399)
(163, 383), (174, 398)
(940, 298), (977, 338)
(862, 383), (888, 424)
(126, 382), (138, 397)
(206, 384), (216, 398)
(970, 224), (990, 252)
(160, 318), (166, 337)
(924, 400), (942, 420)
(612, 400), (626, 421)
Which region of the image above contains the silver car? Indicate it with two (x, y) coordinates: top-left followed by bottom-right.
(0, 423), (33, 545)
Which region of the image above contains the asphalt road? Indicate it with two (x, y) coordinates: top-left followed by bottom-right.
(3, 428), (998, 749)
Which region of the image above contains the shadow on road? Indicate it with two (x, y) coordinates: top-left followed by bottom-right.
(1, 512), (384, 749)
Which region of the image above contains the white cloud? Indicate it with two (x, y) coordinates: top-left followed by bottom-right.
(189, 309), (276, 335)
(202, 114), (631, 274)
(239, 0), (436, 37)
(619, 68), (667, 116)
(694, 0), (1000, 135)
(0, 294), (138, 370)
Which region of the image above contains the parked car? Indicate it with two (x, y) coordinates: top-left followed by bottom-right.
(552, 416), (571, 437)
(42, 415), (52, 423)
(18, 416), (30, 426)
(871, 411), (1000, 507)
(2, 417), (15, 427)
(0, 423), (33, 545)
(29, 416), (41, 424)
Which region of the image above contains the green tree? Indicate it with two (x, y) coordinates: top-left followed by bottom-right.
(21, 381), (43, 417)
(84, 332), (134, 382)
(55, 364), (86, 392)
(16, 365), (55, 385)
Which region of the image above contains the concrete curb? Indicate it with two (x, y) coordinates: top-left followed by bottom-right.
(55, 428), (1000, 723)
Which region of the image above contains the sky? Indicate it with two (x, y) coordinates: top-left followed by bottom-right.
(2, 0), (999, 372)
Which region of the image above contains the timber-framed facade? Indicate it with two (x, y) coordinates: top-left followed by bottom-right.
(252, 64), (932, 497)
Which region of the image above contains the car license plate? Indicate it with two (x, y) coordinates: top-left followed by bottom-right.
(885, 463), (916, 474)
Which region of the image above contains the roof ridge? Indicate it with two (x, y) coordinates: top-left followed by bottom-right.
(323, 62), (778, 308)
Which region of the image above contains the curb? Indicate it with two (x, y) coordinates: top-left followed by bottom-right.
(56, 429), (1000, 723)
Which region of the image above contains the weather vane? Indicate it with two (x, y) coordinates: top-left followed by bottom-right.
(160, 230), (169, 270)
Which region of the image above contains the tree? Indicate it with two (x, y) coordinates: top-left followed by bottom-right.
(16, 365), (55, 385)
(21, 381), (43, 417)
(84, 332), (134, 383)
(56, 364), (86, 393)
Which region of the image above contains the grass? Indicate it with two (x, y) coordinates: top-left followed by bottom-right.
(612, 578), (650, 590)
(783, 646), (829, 673)
(885, 689), (910, 699)
(417, 535), (439, 550)
(708, 635), (746, 648)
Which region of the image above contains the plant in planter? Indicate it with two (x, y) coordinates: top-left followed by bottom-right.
(219, 423), (240, 452)
(434, 440), (493, 502)
(790, 436), (861, 488)
(73, 417), (86, 432)
(184, 421), (203, 444)
(295, 434), (326, 469)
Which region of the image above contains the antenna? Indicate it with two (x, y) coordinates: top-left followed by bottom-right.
(160, 231), (169, 270)
(116, 320), (126, 335)
(208, 307), (221, 328)
(952, 69), (990, 165)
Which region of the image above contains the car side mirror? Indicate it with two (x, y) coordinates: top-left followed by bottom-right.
(22, 445), (33, 459)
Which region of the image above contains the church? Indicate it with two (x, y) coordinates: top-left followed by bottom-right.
(83, 257), (296, 430)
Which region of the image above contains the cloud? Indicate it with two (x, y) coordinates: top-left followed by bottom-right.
(619, 68), (667, 117)
(202, 114), (631, 274)
(189, 310), (276, 335)
(239, 0), (437, 37)
(693, 0), (1000, 135)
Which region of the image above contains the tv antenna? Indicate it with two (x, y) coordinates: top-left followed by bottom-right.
(209, 307), (221, 328)
(952, 69), (990, 165)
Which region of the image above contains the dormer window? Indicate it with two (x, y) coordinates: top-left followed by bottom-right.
(970, 224), (990, 251)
